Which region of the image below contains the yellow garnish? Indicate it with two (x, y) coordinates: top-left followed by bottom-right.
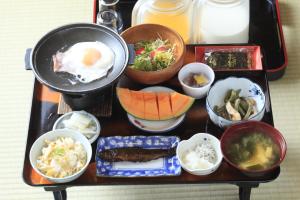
(193, 74), (209, 86)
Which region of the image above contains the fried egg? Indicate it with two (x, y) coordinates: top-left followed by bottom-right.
(53, 41), (115, 83)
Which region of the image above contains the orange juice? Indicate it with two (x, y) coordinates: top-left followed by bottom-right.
(132, 0), (193, 43)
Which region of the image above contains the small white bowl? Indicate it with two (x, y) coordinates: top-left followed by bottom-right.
(206, 77), (266, 128)
(53, 111), (101, 143)
(29, 129), (92, 183)
(178, 62), (215, 99)
(176, 133), (223, 176)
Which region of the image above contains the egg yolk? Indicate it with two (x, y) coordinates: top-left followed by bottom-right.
(82, 48), (102, 67)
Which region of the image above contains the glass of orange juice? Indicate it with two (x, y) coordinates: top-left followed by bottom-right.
(132, 0), (193, 43)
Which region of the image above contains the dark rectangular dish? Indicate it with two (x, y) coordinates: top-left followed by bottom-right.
(93, 0), (288, 80)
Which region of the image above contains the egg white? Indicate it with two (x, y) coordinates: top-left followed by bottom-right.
(56, 41), (115, 83)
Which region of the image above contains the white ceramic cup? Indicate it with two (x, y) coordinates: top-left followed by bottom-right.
(178, 62), (215, 99)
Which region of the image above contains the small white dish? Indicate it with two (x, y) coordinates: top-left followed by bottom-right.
(176, 133), (223, 176)
(29, 129), (92, 183)
(206, 77), (266, 128)
(178, 62), (215, 99)
(53, 111), (101, 143)
(127, 86), (185, 133)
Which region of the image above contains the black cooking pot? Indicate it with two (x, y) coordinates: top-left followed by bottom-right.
(25, 23), (129, 110)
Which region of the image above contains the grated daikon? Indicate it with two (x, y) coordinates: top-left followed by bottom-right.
(183, 141), (217, 170)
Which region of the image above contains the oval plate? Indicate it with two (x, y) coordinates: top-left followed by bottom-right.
(127, 86), (185, 133)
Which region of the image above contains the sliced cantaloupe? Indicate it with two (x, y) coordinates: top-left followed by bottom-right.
(130, 90), (145, 119)
(170, 92), (195, 117)
(157, 92), (173, 120)
(143, 92), (159, 120)
(117, 88), (194, 121)
(116, 88), (132, 112)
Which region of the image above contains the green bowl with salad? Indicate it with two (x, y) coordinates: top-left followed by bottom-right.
(121, 24), (186, 85)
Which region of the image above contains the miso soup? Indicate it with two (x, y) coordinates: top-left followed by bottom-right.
(226, 132), (280, 171)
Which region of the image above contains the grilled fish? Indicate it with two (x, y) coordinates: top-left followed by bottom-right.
(97, 147), (176, 162)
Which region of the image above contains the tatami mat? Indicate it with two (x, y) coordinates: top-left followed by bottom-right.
(0, 0), (299, 199)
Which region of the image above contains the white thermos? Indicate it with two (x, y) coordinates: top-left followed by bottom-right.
(194, 0), (250, 44)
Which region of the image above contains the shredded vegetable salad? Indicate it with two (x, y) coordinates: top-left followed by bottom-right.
(131, 38), (176, 71)
(36, 137), (87, 178)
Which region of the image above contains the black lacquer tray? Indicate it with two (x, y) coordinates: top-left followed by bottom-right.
(22, 1), (288, 199)
(23, 46), (280, 200)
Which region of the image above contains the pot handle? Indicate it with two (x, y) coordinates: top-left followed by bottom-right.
(127, 44), (136, 65)
(24, 48), (32, 70)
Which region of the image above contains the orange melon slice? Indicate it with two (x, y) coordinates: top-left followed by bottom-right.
(117, 88), (194, 120)
(157, 92), (173, 120)
(130, 90), (145, 119)
(143, 92), (159, 120)
(170, 92), (195, 117)
(116, 87), (132, 112)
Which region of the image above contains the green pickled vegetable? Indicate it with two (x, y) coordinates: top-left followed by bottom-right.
(53, 148), (65, 156)
(214, 89), (257, 121)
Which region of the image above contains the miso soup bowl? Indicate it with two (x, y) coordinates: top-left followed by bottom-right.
(206, 77), (266, 129)
(220, 121), (287, 177)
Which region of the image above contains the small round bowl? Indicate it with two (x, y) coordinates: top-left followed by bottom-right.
(206, 77), (266, 128)
(121, 24), (186, 85)
(29, 129), (92, 183)
(178, 62), (215, 99)
(53, 111), (101, 143)
(176, 133), (223, 176)
(220, 121), (287, 177)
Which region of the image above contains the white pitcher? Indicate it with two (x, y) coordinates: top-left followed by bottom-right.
(194, 0), (250, 44)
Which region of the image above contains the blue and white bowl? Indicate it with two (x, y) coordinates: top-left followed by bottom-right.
(206, 77), (266, 128)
